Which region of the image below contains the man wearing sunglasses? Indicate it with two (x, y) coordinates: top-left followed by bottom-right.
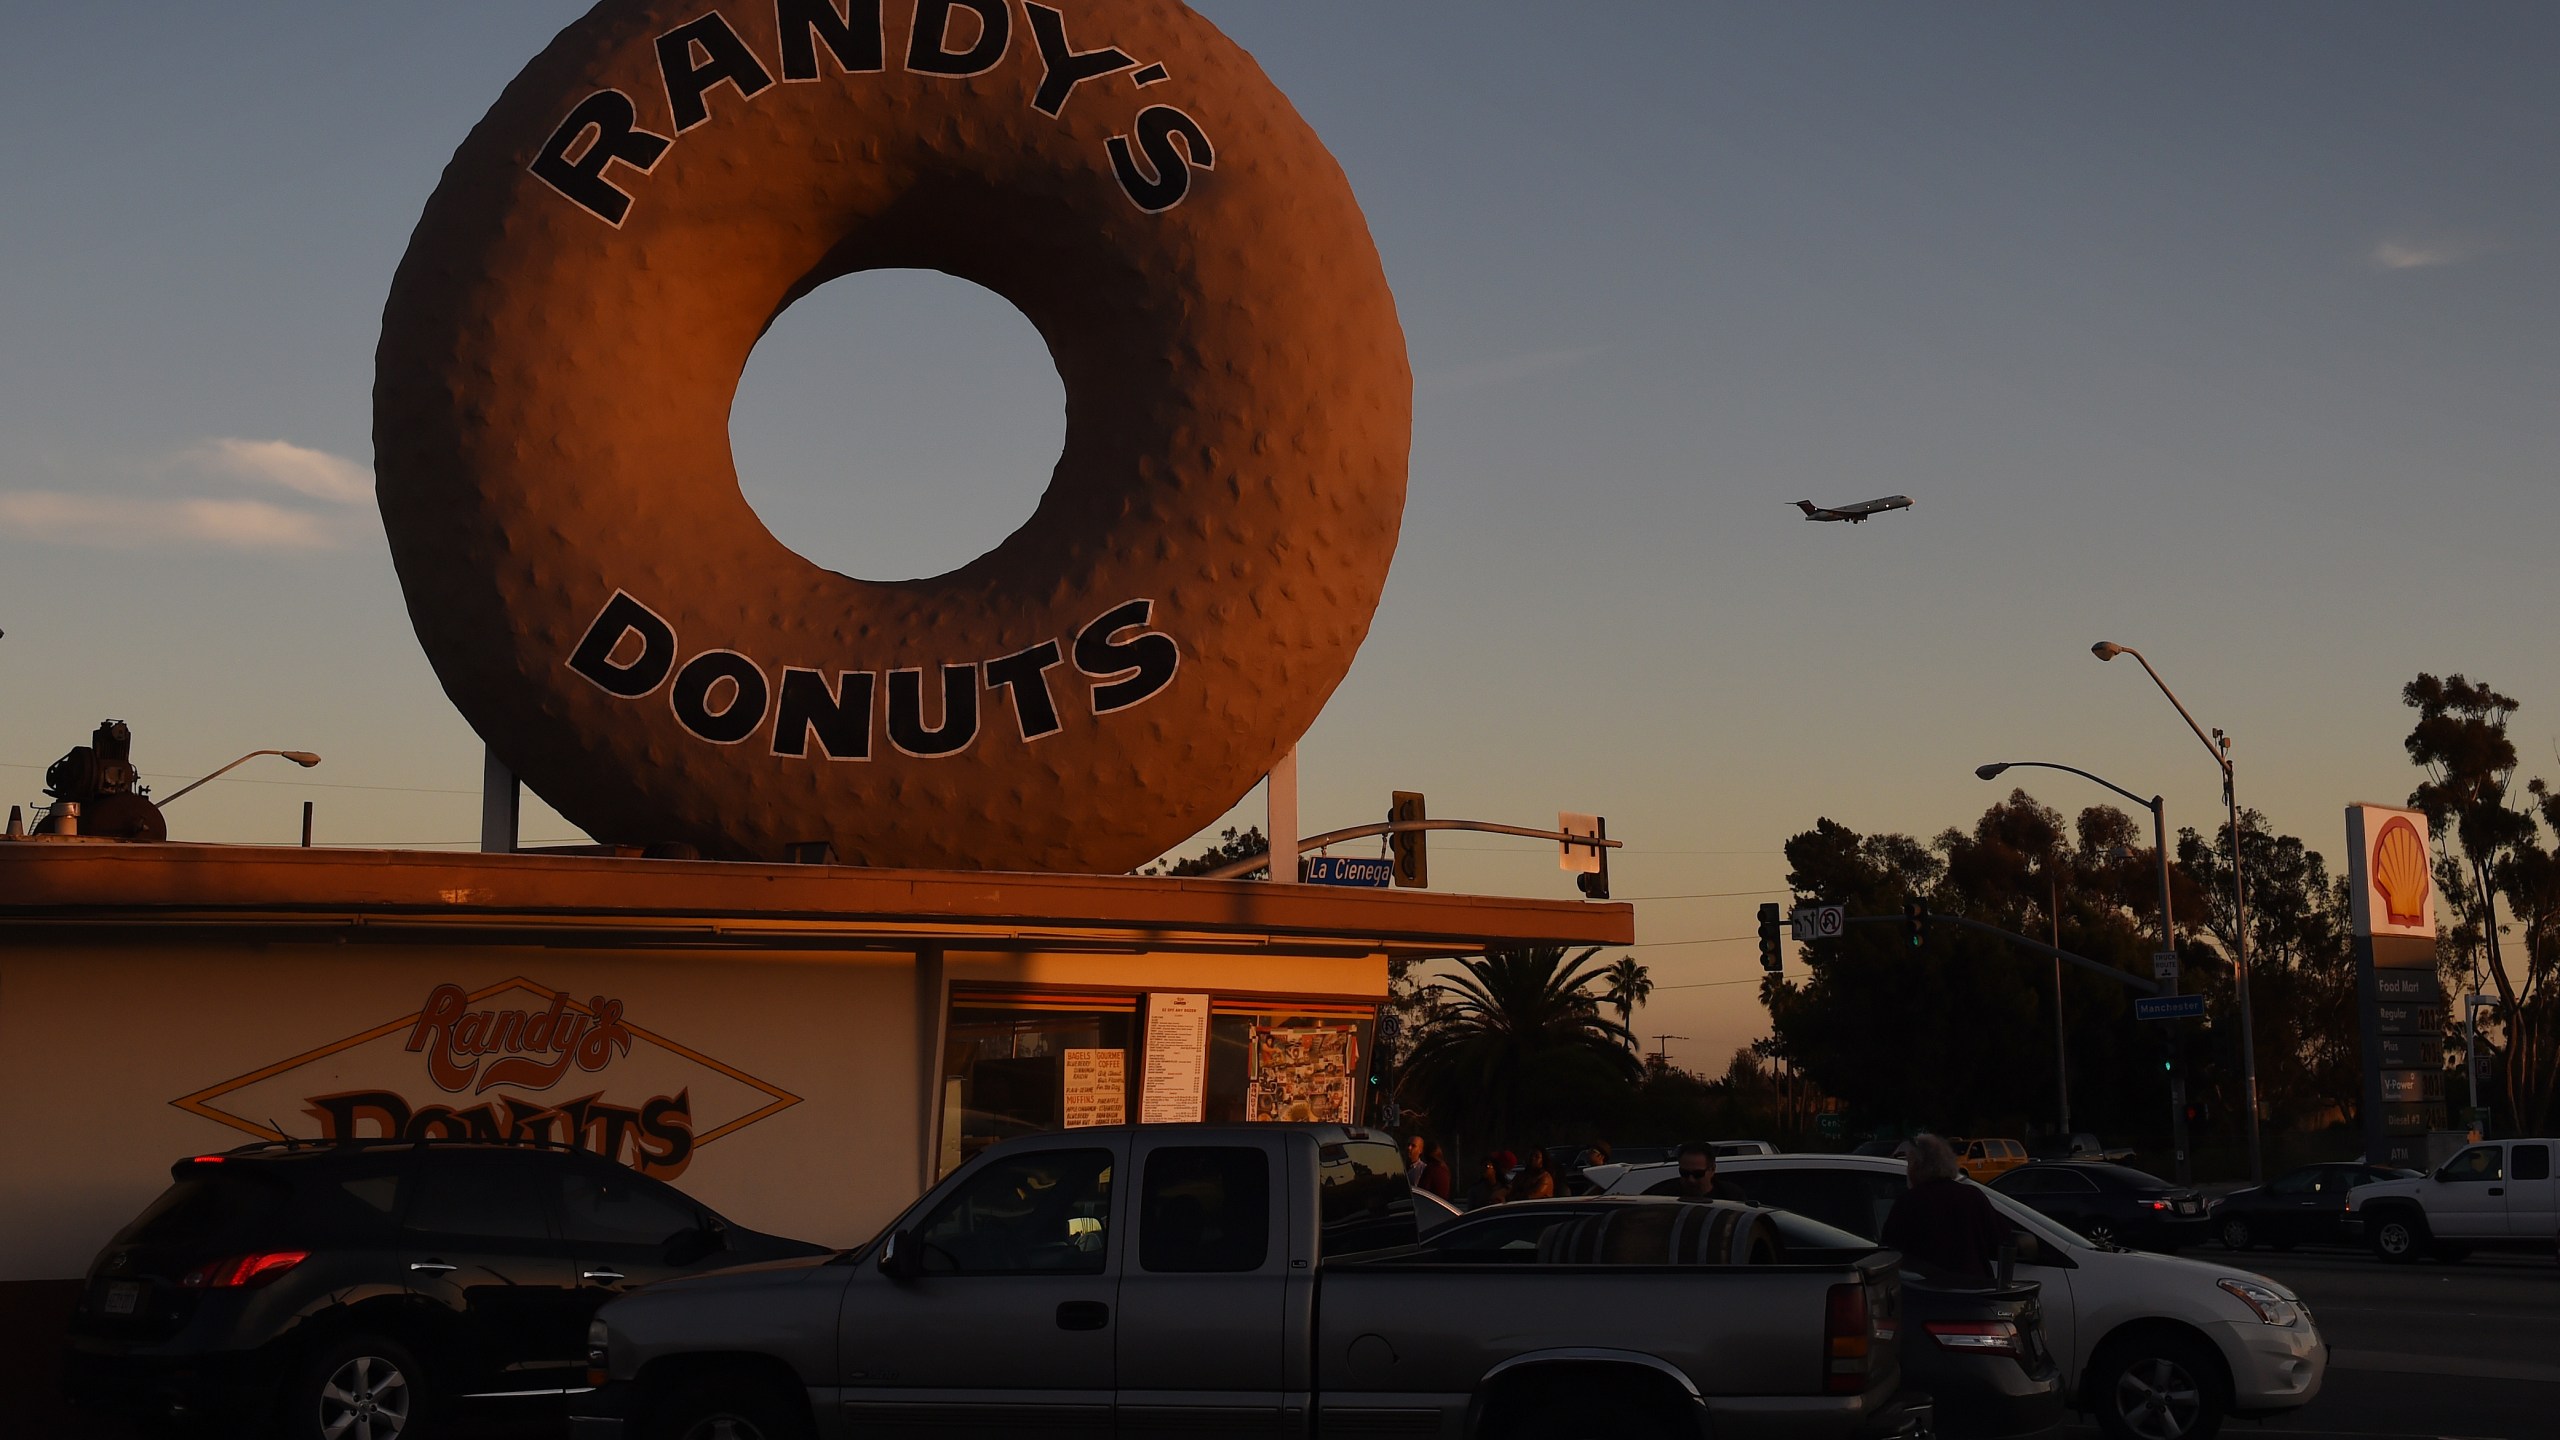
(1671, 1142), (1754, 1205)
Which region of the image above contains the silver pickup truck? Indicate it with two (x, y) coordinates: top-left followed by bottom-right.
(572, 1125), (1928, 1440)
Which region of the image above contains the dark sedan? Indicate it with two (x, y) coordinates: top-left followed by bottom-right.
(2208, 1162), (2422, 1252)
(1989, 1162), (2210, 1251)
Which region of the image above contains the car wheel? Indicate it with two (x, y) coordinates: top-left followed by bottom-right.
(651, 1380), (815, 1440)
(277, 1333), (423, 1440)
(2369, 1212), (2426, 1263)
(2216, 1217), (2253, 1251)
(2090, 1333), (2228, 1440)
(2082, 1219), (2121, 1248)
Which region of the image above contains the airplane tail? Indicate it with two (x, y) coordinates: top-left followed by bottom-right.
(1794, 501), (1818, 516)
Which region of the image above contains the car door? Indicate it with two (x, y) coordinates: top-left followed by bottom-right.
(2257, 1168), (2320, 1244)
(1113, 1135), (1292, 1437)
(2504, 1142), (2555, 1238)
(839, 1142), (1122, 1440)
(555, 1161), (719, 1315)
(2428, 1145), (2508, 1239)
(398, 1151), (581, 1394)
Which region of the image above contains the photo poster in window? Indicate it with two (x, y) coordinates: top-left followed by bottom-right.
(1061, 1048), (1126, 1128)
(1139, 993), (1212, 1123)
(1247, 1027), (1359, 1124)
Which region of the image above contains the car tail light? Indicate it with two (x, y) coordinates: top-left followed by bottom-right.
(2147, 1200), (2170, 1211)
(179, 1251), (308, 1288)
(1925, 1320), (2024, 1357)
(1824, 1282), (1872, 1394)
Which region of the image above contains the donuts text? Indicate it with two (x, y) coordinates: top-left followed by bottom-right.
(565, 589), (1182, 758)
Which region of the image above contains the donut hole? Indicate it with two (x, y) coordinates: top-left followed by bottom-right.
(729, 268), (1066, 583)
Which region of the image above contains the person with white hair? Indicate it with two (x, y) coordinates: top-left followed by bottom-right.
(1881, 1133), (2012, 1278)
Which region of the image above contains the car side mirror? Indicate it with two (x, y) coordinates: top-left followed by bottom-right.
(878, 1229), (923, 1281)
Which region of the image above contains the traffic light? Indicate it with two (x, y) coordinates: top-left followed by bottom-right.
(1903, 899), (1929, 949)
(1389, 791), (1427, 889)
(1757, 903), (1784, 973)
(1572, 816), (1611, 900)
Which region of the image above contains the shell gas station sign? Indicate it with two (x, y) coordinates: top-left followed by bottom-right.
(2346, 803), (2445, 1169)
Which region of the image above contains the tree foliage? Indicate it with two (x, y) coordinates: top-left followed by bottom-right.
(2403, 673), (2560, 1130)
(1399, 945), (1641, 1147)
(1765, 793), (2362, 1143)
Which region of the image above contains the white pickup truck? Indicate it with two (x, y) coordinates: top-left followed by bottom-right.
(2344, 1137), (2559, 1261)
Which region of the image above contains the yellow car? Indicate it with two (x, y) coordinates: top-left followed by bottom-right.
(1957, 1137), (2030, 1182)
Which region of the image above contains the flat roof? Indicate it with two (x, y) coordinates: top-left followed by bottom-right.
(0, 841), (1633, 959)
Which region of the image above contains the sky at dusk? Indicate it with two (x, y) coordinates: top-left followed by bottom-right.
(3, 3), (2555, 1073)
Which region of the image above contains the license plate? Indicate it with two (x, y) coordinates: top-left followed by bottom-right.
(103, 1282), (141, 1316)
(2177, 1200), (2199, 1214)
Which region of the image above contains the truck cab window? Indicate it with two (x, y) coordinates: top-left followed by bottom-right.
(2513, 1144), (2551, 1181)
(1317, 1140), (1416, 1256)
(914, 1149), (1114, 1275)
(1139, 1147), (1269, 1273)
(2442, 1147), (2502, 1183)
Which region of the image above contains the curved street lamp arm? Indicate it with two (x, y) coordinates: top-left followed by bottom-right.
(1985, 760), (2159, 816)
(2113, 645), (2229, 776)
(155, 750), (317, 807)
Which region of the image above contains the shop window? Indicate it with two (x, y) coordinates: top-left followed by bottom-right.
(940, 996), (1137, 1174)
(1206, 1009), (1374, 1124)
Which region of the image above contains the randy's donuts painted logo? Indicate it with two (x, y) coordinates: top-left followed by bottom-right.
(533, 1), (1215, 226)
(173, 978), (801, 1178)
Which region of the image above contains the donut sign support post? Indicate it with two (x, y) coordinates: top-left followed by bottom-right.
(376, 0), (1410, 873)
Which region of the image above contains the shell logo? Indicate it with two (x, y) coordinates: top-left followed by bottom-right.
(2371, 815), (2431, 929)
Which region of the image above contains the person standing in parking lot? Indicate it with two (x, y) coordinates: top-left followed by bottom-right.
(1882, 1133), (2012, 1278)
(1420, 1141), (1454, 1198)
(1511, 1147), (1558, 1200)
(1404, 1134), (1427, 1188)
(1671, 1142), (1754, 1204)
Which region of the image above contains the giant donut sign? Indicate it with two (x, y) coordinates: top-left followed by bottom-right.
(375, 0), (1409, 870)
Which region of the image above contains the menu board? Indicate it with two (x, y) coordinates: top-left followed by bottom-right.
(1247, 1027), (1359, 1124)
(1138, 993), (1211, 1123)
(1061, 1049), (1125, 1128)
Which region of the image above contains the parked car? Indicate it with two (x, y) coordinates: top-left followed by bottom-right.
(1991, 1163), (2210, 1252)
(2209, 1163), (2420, 1251)
(1958, 1138), (2033, 1183)
(2344, 1137), (2558, 1262)
(1413, 1196), (2064, 1439)
(576, 1126), (1932, 1440)
(1604, 1153), (2325, 1440)
(1715, 1139), (1782, 1157)
(62, 1139), (826, 1437)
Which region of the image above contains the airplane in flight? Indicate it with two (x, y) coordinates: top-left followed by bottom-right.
(1794, 495), (1914, 524)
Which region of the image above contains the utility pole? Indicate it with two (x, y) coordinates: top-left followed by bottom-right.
(1651, 1035), (1688, 1071)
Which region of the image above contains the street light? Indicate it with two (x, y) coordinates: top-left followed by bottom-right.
(154, 750), (322, 807)
(2093, 640), (2262, 1183)
(1978, 758), (2193, 1182)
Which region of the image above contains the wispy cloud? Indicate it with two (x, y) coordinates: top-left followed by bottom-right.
(194, 437), (374, 505)
(0, 437), (372, 551)
(1420, 344), (1606, 393)
(0, 492), (341, 550)
(2367, 236), (2490, 271)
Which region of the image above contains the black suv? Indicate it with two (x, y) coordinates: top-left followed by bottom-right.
(63, 1140), (828, 1437)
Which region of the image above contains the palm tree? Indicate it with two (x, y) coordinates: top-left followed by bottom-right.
(1400, 945), (1641, 1147)
(1602, 955), (1652, 1032)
